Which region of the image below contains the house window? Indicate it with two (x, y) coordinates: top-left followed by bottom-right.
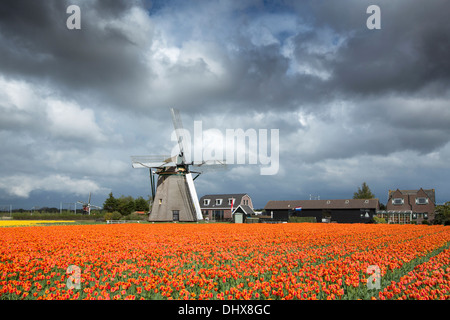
(416, 197), (428, 205)
(216, 199), (222, 205)
(213, 210), (224, 221)
(228, 198), (234, 205)
(392, 198), (404, 205)
(203, 199), (210, 206)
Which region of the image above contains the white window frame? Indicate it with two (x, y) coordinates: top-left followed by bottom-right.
(203, 199), (210, 206)
(392, 198), (404, 205)
(216, 199), (223, 206)
(415, 197), (428, 205)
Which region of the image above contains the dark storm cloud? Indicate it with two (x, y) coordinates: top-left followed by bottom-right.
(322, 0), (450, 97)
(0, 0), (153, 110)
(1, 0), (449, 114)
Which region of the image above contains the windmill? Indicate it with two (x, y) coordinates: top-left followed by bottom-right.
(131, 108), (225, 222)
(77, 192), (102, 215)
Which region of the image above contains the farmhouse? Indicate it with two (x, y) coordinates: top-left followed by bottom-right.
(264, 199), (380, 223)
(200, 193), (253, 221)
(376, 188), (435, 224)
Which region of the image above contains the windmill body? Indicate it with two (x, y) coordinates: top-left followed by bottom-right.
(150, 169), (198, 221)
(131, 108), (225, 222)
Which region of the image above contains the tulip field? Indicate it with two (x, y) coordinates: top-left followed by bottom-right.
(0, 222), (449, 300)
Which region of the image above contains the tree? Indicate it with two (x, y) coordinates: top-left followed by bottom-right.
(353, 182), (375, 199)
(434, 201), (450, 225)
(103, 192), (119, 212)
(117, 196), (135, 216)
(134, 196), (149, 212)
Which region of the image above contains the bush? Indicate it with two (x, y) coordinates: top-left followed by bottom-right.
(373, 216), (387, 224)
(120, 213), (147, 221)
(104, 211), (122, 221)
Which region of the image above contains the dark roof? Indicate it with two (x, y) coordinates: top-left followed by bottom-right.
(233, 204), (255, 216)
(264, 199), (380, 210)
(388, 188), (435, 204)
(200, 193), (248, 208)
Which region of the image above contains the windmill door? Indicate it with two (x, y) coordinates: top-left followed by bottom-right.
(172, 210), (179, 221)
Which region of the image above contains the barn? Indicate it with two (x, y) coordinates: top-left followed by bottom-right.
(264, 199), (380, 223)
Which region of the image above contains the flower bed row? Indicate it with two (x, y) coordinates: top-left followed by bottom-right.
(0, 223), (449, 300)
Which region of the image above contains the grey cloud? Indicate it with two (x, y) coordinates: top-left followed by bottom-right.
(0, 0), (154, 111)
(1, 0), (449, 207)
(326, 1), (450, 97)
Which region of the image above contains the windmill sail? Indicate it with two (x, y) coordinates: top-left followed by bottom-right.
(131, 108), (226, 222)
(185, 173), (203, 220)
(131, 155), (175, 168)
(170, 108), (187, 162)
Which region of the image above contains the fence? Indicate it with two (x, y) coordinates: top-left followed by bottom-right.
(106, 220), (142, 224)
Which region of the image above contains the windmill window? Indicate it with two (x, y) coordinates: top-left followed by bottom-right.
(159, 199), (162, 205)
(216, 199), (223, 205)
(392, 198), (404, 205)
(203, 199), (210, 206)
(415, 197), (428, 205)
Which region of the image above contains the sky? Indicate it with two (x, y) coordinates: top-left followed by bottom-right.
(0, 0), (449, 210)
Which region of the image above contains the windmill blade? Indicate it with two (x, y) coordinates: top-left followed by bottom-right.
(170, 108), (187, 163)
(194, 159), (226, 166)
(192, 159), (227, 173)
(185, 173), (203, 220)
(131, 155), (175, 168)
(88, 192), (91, 205)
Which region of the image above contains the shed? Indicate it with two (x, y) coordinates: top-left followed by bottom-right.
(232, 204), (255, 223)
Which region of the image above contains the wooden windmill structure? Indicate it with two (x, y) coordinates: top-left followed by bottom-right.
(131, 108), (225, 222)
